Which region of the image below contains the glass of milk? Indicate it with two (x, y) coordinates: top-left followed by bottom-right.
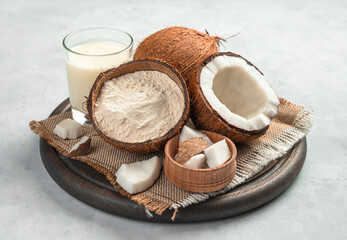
(63, 27), (133, 124)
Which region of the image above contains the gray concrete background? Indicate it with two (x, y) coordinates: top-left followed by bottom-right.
(1, 0), (346, 239)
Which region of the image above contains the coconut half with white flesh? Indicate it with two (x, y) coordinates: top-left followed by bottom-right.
(189, 52), (280, 142)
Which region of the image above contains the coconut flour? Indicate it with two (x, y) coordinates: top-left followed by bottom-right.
(94, 71), (185, 143)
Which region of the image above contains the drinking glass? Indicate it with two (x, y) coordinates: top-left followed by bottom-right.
(63, 27), (133, 124)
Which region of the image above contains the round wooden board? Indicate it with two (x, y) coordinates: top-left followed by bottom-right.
(40, 99), (307, 223)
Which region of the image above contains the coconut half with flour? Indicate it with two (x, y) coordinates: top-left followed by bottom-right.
(189, 52), (280, 142)
(87, 60), (190, 153)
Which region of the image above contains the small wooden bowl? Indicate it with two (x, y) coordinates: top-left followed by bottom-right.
(164, 131), (237, 193)
(87, 59), (190, 153)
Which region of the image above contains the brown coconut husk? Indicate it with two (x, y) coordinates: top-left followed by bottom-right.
(189, 52), (279, 142)
(87, 59), (190, 153)
(175, 137), (211, 164)
(134, 26), (223, 85)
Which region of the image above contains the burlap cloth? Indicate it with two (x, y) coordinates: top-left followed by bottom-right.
(30, 98), (313, 220)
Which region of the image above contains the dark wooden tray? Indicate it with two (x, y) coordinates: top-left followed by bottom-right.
(40, 98), (307, 223)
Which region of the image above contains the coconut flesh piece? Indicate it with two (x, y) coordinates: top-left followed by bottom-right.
(116, 156), (162, 194)
(53, 118), (83, 140)
(200, 55), (279, 131)
(68, 136), (91, 157)
(179, 126), (213, 144)
(204, 139), (232, 168)
(183, 153), (206, 169)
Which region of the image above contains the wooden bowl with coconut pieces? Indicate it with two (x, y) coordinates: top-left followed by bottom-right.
(164, 130), (237, 193)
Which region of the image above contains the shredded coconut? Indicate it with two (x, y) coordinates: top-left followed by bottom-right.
(94, 71), (185, 143)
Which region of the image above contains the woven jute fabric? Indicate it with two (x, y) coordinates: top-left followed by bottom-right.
(30, 98), (313, 220)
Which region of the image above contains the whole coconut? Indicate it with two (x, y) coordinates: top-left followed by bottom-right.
(134, 27), (222, 85)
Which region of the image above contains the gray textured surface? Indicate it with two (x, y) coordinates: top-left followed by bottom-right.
(1, 0), (346, 239)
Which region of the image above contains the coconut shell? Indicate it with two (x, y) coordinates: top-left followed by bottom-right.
(68, 137), (92, 157)
(134, 26), (221, 85)
(175, 137), (211, 164)
(87, 59), (190, 153)
(189, 52), (279, 142)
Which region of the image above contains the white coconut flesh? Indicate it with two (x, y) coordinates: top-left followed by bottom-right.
(200, 55), (280, 131)
(115, 156), (162, 194)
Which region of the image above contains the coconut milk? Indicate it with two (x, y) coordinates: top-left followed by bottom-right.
(65, 41), (131, 113)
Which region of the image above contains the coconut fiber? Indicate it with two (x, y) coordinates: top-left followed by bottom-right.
(30, 98), (313, 221)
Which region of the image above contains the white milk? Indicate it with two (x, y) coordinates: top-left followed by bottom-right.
(65, 41), (131, 113)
